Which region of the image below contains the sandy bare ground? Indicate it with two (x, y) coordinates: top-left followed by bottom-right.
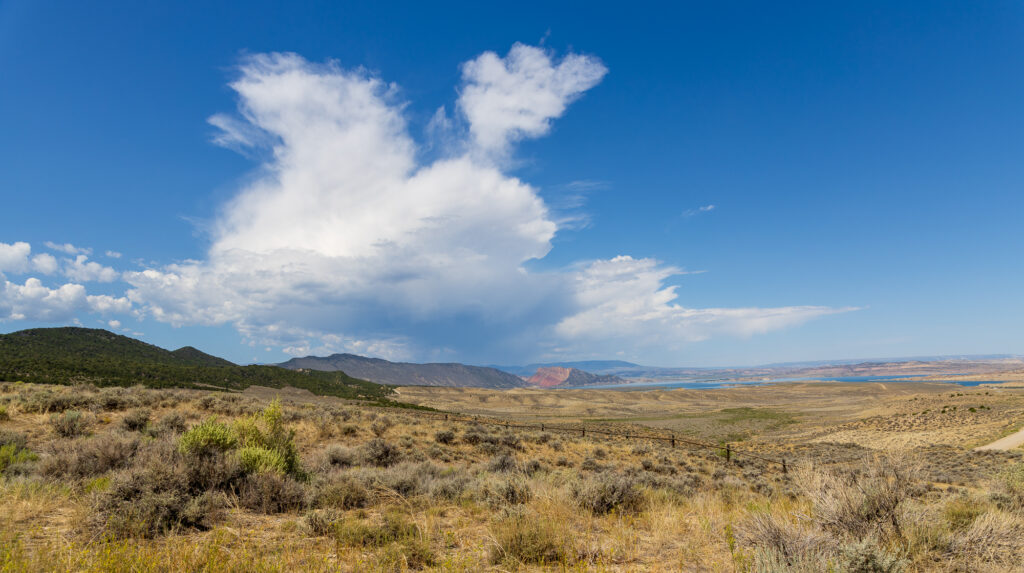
(975, 426), (1024, 451)
(395, 381), (1024, 449)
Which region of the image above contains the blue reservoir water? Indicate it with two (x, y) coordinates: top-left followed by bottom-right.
(588, 375), (1002, 390)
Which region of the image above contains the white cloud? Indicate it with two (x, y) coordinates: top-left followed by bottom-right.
(44, 241), (92, 256)
(87, 294), (132, 315)
(31, 253), (58, 274)
(105, 250), (122, 259)
(0, 242), (31, 274)
(458, 43), (607, 157)
(63, 255), (119, 283)
(553, 256), (855, 356)
(126, 49), (572, 354)
(121, 46), (851, 362)
(682, 204), (716, 217)
(107, 319), (122, 329)
(0, 277), (88, 322)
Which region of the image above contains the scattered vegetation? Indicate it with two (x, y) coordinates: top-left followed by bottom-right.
(0, 380), (1021, 570)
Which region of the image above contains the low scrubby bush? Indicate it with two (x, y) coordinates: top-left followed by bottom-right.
(363, 439), (401, 467)
(121, 409), (151, 432)
(238, 471), (307, 514)
(178, 418), (237, 456)
(489, 510), (572, 566)
(49, 410), (92, 438)
(41, 434), (139, 478)
(571, 472), (645, 515)
(313, 475), (369, 509)
(434, 430), (455, 445)
(0, 431), (36, 475)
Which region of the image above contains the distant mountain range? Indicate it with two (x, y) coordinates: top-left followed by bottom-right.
(279, 355), (631, 388)
(279, 354), (526, 388)
(5, 327), (1020, 393)
(0, 327), (405, 404)
(490, 360), (640, 377)
(525, 366), (626, 387)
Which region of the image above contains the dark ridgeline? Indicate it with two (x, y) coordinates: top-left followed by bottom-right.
(0, 327), (411, 405)
(279, 354), (528, 388)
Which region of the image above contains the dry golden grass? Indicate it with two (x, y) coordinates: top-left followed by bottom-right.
(0, 381), (1022, 571)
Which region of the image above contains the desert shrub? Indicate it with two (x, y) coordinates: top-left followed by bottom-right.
(372, 462), (445, 498)
(379, 536), (436, 570)
(489, 511), (572, 566)
(943, 498), (986, 531)
(593, 447), (607, 459)
(580, 457), (601, 472)
(363, 439), (401, 467)
(0, 440), (36, 475)
(336, 511), (420, 548)
(40, 434), (140, 478)
(488, 453), (518, 473)
(322, 444), (357, 469)
(183, 449), (243, 492)
(121, 409), (151, 432)
(795, 457), (914, 540)
(838, 537), (907, 573)
(736, 512), (833, 567)
(571, 472), (645, 515)
(95, 388), (139, 411)
(462, 430), (483, 445)
(21, 390), (94, 414)
(0, 405), (9, 421)
(499, 433), (522, 451)
(233, 400), (301, 476)
(947, 511), (1024, 566)
(313, 475), (369, 509)
(370, 417), (393, 437)
(434, 430), (455, 445)
(154, 412), (187, 435)
(301, 508), (343, 536)
(534, 432), (553, 445)
(995, 462), (1024, 508)
(91, 447), (228, 538)
(239, 446), (288, 474)
(178, 418), (237, 456)
(430, 473), (471, 501)
(335, 511), (437, 568)
(49, 410), (92, 438)
(523, 459), (543, 476)
(238, 471), (307, 514)
(484, 476), (533, 507)
(0, 430), (27, 451)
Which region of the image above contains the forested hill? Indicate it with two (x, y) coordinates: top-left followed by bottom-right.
(0, 327), (409, 405)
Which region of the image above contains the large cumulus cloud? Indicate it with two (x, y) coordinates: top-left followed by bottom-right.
(119, 44), (849, 362)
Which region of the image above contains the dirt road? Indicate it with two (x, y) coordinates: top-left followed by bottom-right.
(976, 426), (1024, 451)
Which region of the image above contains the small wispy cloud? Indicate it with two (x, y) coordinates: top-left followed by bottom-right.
(682, 204), (715, 217)
(562, 180), (610, 192)
(105, 251), (122, 259)
(44, 241), (92, 256)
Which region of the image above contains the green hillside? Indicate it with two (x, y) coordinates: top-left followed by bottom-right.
(170, 346), (236, 367)
(0, 327), (417, 406)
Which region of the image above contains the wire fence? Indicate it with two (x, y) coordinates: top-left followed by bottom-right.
(407, 410), (789, 473)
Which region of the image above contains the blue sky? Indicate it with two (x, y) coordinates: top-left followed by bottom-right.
(1, 1), (1021, 367)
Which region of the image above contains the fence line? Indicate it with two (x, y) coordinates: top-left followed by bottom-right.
(405, 409), (788, 473)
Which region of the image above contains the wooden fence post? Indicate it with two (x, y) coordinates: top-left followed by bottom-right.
(726, 444), (731, 462)
(782, 459), (787, 474)
(671, 435), (675, 448)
